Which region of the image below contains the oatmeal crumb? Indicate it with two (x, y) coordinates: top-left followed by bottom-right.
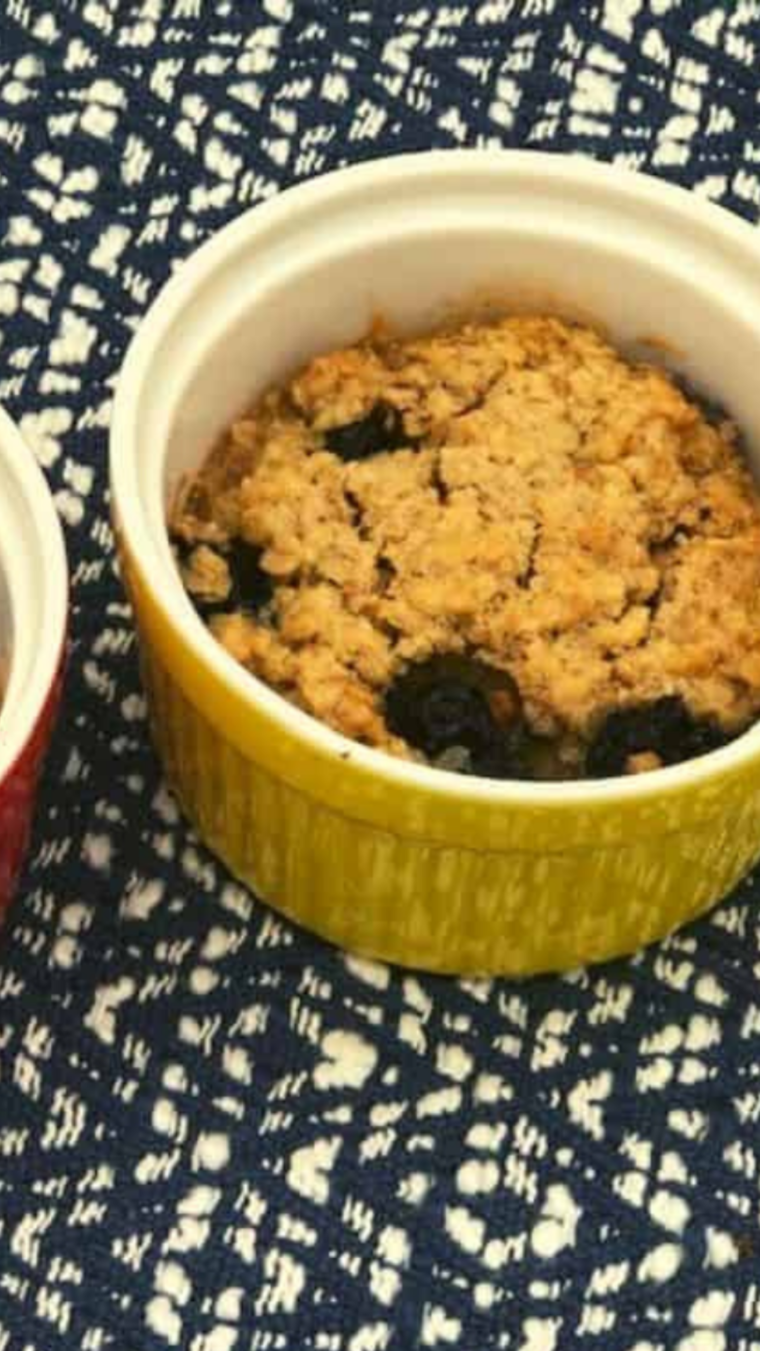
(171, 314), (760, 773)
(626, 750), (664, 775)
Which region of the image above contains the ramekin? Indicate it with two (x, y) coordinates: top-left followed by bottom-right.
(0, 406), (67, 918)
(110, 150), (760, 975)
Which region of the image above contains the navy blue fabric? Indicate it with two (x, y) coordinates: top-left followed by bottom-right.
(2, 4), (760, 1348)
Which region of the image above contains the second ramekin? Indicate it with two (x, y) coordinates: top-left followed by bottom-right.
(0, 406), (67, 920)
(111, 150), (760, 975)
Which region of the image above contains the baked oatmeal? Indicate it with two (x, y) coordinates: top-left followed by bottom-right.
(170, 315), (760, 779)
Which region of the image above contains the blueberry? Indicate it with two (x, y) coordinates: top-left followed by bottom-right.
(585, 695), (729, 779)
(384, 656), (533, 777)
(680, 717), (731, 760)
(421, 682), (495, 755)
(324, 402), (416, 462)
(470, 735), (533, 781)
(225, 537), (274, 613)
(386, 673), (495, 756)
(169, 532), (192, 564)
(172, 534), (273, 620)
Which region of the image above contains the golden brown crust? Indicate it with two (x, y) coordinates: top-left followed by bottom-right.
(171, 315), (760, 759)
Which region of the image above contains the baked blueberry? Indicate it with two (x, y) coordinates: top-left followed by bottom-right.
(470, 734), (533, 781)
(225, 537), (274, 613)
(172, 534), (273, 620)
(384, 656), (532, 778)
(386, 672), (495, 756)
(324, 402), (415, 461)
(169, 532), (192, 565)
(585, 695), (729, 779)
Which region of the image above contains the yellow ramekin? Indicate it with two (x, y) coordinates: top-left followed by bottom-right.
(110, 150), (760, 975)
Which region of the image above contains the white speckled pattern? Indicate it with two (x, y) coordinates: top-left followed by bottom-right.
(3, 4), (760, 1348)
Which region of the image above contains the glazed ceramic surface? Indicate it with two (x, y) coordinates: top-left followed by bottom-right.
(0, 406), (67, 918)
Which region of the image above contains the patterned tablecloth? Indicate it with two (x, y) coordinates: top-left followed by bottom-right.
(2, 3), (760, 1348)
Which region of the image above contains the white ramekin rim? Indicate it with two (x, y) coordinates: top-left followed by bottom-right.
(110, 148), (760, 808)
(0, 404), (68, 783)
